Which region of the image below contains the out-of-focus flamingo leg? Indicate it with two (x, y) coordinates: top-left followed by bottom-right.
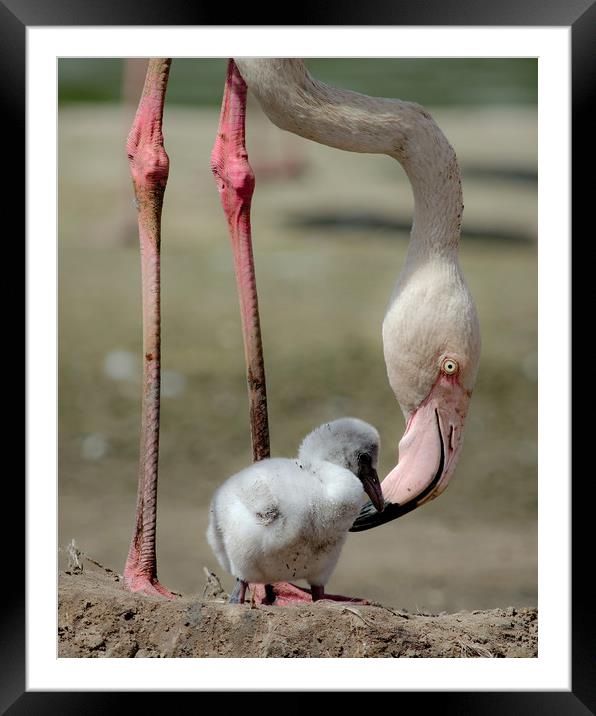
(118, 58), (150, 247)
(212, 61), (369, 607)
(123, 58), (175, 599)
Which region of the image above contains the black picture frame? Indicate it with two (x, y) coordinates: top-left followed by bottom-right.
(13, 1), (589, 712)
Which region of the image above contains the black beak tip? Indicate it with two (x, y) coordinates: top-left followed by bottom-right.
(374, 493), (385, 513)
(358, 461), (384, 513)
(365, 484), (384, 513)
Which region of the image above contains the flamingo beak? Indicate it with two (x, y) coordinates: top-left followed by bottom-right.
(350, 373), (470, 531)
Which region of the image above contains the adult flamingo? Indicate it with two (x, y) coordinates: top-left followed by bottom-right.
(123, 58), (481, 602)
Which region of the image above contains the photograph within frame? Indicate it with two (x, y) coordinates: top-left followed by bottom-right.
(14, 5), (588, 708)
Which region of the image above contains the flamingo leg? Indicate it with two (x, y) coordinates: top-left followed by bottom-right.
(118, 59), (151, 247)
(212, 61), (370, 607)
(123, 58), (175, 600)
(229, 579), (248, 604)
(211, 59), (270, 463)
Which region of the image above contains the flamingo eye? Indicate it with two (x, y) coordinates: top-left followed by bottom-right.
(441, 358), (459, 375)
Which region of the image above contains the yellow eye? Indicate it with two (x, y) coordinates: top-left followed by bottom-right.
(441, 358), (459, 375)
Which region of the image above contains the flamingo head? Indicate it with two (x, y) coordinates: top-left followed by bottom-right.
(351, 257), (481, 530)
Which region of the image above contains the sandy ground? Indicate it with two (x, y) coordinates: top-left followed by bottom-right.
(58, 104), (537, 614)
(58, 556), (537, 658)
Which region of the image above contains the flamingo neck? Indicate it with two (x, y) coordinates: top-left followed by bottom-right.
(234, 59), (463, 258)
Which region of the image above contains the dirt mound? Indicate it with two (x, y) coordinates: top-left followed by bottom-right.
(58, 557), (537, 658)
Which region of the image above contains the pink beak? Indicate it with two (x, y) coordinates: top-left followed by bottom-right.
(351, 373), (471, 531)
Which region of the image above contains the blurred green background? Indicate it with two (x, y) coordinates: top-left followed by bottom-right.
(59, 58), (537, 107)
(59, 59), (537, 612)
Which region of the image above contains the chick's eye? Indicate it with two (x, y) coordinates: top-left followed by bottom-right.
(441, 358), (459, 375)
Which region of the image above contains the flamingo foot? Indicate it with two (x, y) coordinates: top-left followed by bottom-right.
(249, 582), (370, 606)
(124, 548), (176, 600)
(123, 571), (176, 600)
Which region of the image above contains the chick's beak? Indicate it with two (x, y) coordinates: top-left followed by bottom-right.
(358, 457), (384, 513)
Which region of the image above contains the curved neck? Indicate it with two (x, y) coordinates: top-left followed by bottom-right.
(235, 59), (463, 257)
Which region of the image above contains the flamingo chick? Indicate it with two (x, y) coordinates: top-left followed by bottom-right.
(207, 418), (384, 604)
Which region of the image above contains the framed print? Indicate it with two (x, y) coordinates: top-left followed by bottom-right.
(15, 1), (589, 712)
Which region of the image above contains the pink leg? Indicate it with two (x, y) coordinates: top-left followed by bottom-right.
(211, 60), (270, 462)
(212, 62), (371, 606)
(123, 58), (174, 600)
(118, 59), (150, 247)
